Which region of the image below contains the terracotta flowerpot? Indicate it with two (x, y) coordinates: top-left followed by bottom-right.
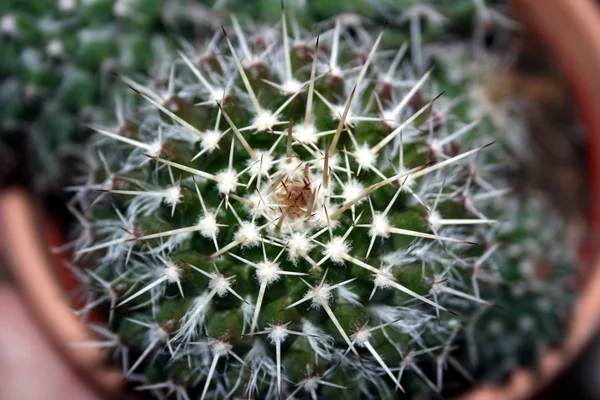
(1, 1), (600, 399)
(0, 189), (122, 399)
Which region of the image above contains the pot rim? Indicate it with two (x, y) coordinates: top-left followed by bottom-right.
(0, 189), (122, 399)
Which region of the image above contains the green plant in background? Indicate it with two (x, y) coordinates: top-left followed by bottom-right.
(62, 2), (578, 397)
(0, 0), (178, 190)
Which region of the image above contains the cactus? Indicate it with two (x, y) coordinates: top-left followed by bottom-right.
(64, 3), (576, 399)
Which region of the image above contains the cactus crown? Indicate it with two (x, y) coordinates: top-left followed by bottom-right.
(68, 5), (547, 399)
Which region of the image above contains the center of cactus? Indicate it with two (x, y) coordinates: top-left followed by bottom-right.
(273, 166), (315, 229)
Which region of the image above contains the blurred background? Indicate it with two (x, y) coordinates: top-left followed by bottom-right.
(1, 0), (600, 399)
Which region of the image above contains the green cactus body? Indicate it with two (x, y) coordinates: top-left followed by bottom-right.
(66, 3), (575, 400)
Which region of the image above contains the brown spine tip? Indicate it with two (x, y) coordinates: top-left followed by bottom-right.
(128, 85), (141, 95)
(432, 91), (445, 102)
(221, 25), (228, 37)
